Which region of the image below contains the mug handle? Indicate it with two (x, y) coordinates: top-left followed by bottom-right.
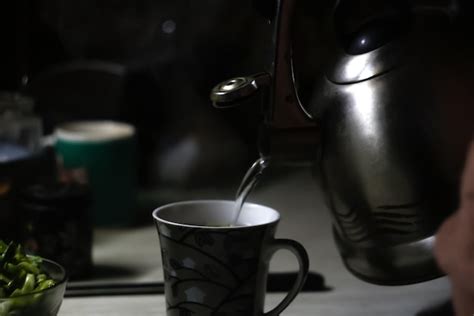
(263, 238), (309, 316)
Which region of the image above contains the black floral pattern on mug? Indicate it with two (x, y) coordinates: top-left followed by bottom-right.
(194, 231), (215, 248)
(157, 225), (267, 315)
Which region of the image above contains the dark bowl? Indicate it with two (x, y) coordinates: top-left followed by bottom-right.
(0, 258), (67, 316)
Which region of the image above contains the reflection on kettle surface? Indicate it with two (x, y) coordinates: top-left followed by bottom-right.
(345, 82), (378, 140)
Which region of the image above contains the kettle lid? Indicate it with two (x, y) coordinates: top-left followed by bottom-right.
(326, 0), (461, 84)
(326, 40), (404, 84)
(326, 1), (410, 84)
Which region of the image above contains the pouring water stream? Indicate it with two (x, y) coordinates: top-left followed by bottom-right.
(232, 157), (270, 225)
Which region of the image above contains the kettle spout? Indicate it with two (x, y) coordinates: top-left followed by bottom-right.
(209, 0), (319, 166)
(210, 73), (271, 108)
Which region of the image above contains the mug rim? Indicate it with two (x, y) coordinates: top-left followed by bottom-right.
(152, 199), (280, 229)
(55, 120), (135, 143)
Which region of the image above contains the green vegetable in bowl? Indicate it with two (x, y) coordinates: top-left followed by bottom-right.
(0, 240), (56, 299)
(0, 240), (61, 316)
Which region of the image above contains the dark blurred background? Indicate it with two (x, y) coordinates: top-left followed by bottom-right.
(0, 0), (275, 193)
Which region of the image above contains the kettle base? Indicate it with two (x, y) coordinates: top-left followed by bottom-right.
(334, 228), (444, 285)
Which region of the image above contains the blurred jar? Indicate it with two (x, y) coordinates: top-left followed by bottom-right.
(0, 92), (54, 241)
(0, 92), (42, 155)
(18, 182), (93, 280)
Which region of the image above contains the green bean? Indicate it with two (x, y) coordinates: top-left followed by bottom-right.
(16, 263), (40, 275)
(34, 280), (55, 292)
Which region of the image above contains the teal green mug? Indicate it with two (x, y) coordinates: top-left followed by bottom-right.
(54, 121), (137, 226)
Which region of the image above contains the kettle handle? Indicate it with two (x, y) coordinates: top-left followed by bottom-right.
(271, 0), (315, 128)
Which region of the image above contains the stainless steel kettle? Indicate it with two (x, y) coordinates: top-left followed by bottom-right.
(210, 0), (474, 285)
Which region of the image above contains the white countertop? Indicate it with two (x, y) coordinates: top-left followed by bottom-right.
(59, 168), (452, 315)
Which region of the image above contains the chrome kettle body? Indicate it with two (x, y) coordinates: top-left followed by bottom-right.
(211, 0), (474, 285)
